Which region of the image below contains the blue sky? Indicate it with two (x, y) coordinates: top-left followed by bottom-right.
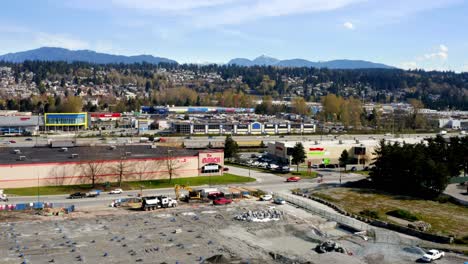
(1, 0), (468, 71)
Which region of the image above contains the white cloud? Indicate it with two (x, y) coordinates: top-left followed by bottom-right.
(34, 33), (89, 50)
(421, 44), (448, 61)
(439, 44), (448, 53)
(111, 0), (235, 12)
(343, 21), (354, 29)
(99, 0), (364, 27)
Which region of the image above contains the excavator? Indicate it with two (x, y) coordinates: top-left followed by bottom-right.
(174, 184), (202, 202)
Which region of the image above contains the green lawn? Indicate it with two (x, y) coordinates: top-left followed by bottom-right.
(4, 174), (256, 196)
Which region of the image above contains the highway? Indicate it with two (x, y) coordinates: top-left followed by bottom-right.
(3, 166), (365, 208)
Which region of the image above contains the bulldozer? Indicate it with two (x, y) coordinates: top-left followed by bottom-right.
(174, 184), (202, 202)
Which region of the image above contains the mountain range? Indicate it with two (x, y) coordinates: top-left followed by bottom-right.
(0, 47), (395, 69)
(0, 47), (178, 65)
(228, 55), (395, 69)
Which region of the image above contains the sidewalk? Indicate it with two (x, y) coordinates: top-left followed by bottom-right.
(444, 183), (468, 206)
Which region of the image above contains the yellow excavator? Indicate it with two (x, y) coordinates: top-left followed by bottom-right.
(174, 184), (202, 202)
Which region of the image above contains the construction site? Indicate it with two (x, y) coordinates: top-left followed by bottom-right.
(1, 196), (467, 264)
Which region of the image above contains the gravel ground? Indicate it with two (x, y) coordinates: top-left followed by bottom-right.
(0, 200), (466, 264)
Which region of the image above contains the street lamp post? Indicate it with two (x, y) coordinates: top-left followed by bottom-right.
(37, 172), (40, 204)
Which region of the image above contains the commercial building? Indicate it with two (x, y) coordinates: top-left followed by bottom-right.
(0, 115), (43, 135)
(172, 122), (315, 135)
(44, 112), (88, 131)
(0, 146), (224, 188)
(267, 137), (423, 166)
(89, 113), (122, 130)
(141, 106), (255, 114)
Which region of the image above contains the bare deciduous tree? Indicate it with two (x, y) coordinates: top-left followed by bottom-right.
(80, 160), (104, 188)
(113, 155), (133, 187)
(165, 150), (183, 183)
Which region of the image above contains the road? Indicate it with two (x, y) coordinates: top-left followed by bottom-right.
(4, 166), (364, 208)
(0, 132), (447, 148)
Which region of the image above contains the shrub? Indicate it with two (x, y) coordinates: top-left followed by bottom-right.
(386, 209), (420, 222)
(359, 209), (380, 219)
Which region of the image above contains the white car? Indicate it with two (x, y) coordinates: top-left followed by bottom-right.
(421, 250), (444, 262)
(260, 194), (273, 201)
(268, 164), (279, 169)
(109, 188), (123, 194)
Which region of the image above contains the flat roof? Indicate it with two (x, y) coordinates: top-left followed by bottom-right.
(0, 145), (200, 165)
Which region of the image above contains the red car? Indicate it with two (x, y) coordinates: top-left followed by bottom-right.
(9, 140), (16, 143)
(223, 167), (229, 172)
(286, 176), (301, 182)
(213, 197), (233, 205)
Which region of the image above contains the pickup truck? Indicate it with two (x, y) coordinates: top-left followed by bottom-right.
(421, 249), (444, 262)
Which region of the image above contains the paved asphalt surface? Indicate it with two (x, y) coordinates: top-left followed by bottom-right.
(0, 133), (446, 148)
(3, 166), (364, 208)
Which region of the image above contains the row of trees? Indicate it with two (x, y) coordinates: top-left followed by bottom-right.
(0, 95), (84, 113)
(370, 136), (468, 198)
(77, 148), (184, 188)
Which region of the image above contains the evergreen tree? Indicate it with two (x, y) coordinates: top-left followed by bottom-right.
(291, 142), (306, 172)
(224, 135), (239, 160)
(339, 149), (349, 168)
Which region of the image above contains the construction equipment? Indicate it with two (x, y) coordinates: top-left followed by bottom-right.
(174, 185), (202, 202)
(141, 196), (177, 211)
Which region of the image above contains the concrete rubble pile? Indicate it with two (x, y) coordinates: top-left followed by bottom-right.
(234, 209), (283, 222)
(315, 240), (348, 254)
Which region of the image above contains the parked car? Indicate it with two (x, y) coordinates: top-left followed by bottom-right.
(68, 192), (87, 199)
(260, 194), (273, 201)
(311, 164), (319, 169)
(109, 188), (123, 194)
(286, 176), (301, 182)
(268, 163), (279, 170)
(213, 197), (233, 205)
(273, 198), (285, 205)
(421, 250), (444, 262)
(223, 167), (229, 172)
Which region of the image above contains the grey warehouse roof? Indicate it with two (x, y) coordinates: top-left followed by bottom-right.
(0, 145), (199, 165)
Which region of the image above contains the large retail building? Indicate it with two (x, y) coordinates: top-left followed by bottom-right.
(0, 145), (224, 188)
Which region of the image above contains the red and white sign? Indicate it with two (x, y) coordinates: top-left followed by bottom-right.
(201, 153), (221, 164)
(309, 148), (324, 151)
(91, 113), (121, 118)
(90, 113), (121, 121)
